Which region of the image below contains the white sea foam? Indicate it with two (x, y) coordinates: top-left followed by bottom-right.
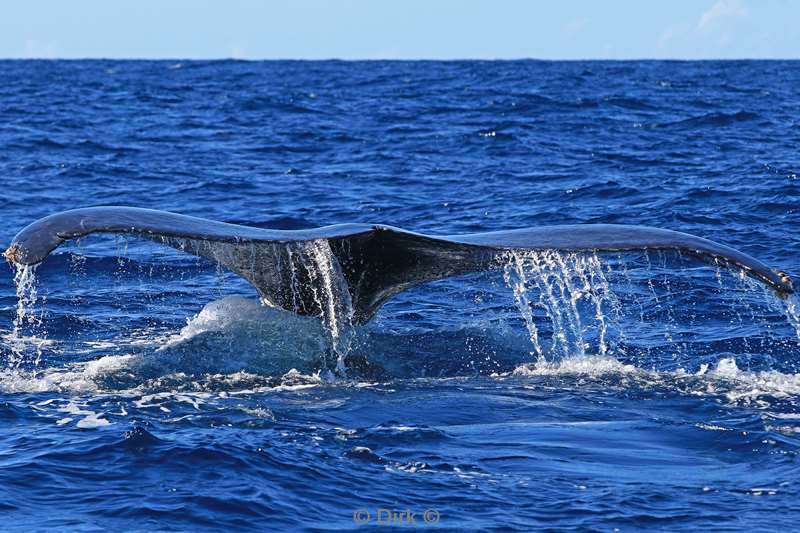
(509, 354), (640, 377)
(75, 413), (111, 428)
(503, 354), (800, 406)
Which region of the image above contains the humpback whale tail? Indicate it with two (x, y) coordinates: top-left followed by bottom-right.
(3, 206), (793, 325)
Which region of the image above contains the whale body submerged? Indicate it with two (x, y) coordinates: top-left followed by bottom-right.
(3, 206), (793, 325)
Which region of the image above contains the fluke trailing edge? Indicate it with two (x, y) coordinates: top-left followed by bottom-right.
(3, 207), (794, 324)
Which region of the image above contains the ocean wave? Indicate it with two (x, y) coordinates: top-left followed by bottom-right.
(657, 110), (759, 128)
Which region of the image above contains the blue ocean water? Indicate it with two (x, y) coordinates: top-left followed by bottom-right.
(1, 59), (800, 531)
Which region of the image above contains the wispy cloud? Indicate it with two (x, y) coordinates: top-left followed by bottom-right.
(657, 0), (751, 56)
(697, 0), (748, 32)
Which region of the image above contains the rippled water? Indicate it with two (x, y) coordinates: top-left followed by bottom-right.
(1, 60), (799, 531)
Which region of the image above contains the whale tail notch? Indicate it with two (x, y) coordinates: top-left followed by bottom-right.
(3, 206), (793, 324)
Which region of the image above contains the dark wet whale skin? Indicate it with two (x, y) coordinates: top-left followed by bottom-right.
(6, 206), (793, 324)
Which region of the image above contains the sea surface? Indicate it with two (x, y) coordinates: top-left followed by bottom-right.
(1, 60), (800, 531)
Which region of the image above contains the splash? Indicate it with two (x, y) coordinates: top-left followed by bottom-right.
(732, 272), (800, 343)
(158, 296), (328, 375)
(761, 286), (800, 341)
(160, 236), (356, 375)
(782, 296), (800, 339)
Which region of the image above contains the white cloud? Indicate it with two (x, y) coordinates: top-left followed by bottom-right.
(697, 0), (748, 32)
(656, 0), (751, 56)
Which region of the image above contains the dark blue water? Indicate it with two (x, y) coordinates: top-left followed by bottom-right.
(1, 60), (800, 531)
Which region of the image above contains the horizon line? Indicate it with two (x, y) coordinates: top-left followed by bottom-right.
(0, 57), (798, 62)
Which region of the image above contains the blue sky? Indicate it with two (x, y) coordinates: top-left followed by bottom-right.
(1, 0), (797, 59)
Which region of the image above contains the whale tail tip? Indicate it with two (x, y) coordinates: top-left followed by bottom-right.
(3, 244), (21, 264)
(776, 270), (793, 292)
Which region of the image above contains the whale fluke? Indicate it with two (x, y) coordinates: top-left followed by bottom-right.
(3, 207), (793, 324)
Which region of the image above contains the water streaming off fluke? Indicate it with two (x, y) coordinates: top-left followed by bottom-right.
(6, 264), (48, 368)
(499, 249), (800, 367)
(4, 239), (800, 376)
(501, 250), (621, 362)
